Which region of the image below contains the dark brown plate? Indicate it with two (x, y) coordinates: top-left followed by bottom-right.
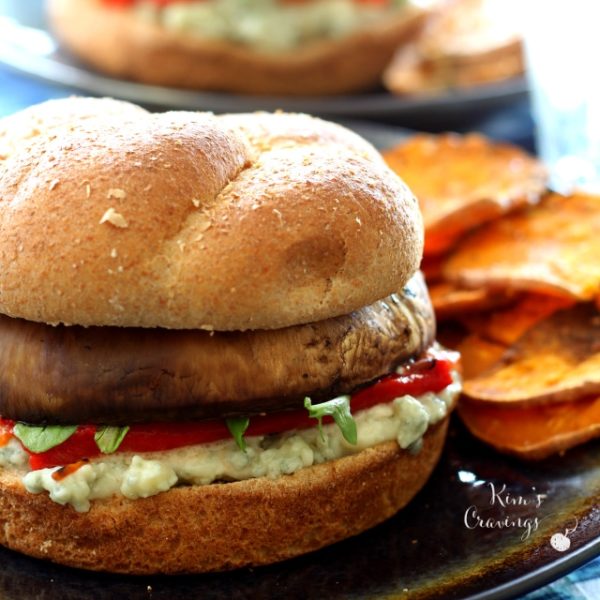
(0, 417), (597, 600)
(0, 12), (596, 593)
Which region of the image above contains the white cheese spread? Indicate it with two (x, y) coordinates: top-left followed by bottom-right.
(136, 0), (410, 52)
(0, 438), (29, 469)
(3, 373), (460, 513)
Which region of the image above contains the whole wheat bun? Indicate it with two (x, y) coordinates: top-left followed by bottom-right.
(47, 0), (429, 96)
(0, 419), (448, 574)
(0, 98), (422, 330)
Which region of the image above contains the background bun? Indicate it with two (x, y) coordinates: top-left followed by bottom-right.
(0, 420), (448, 574)
(0, 98), (423, 330)
(48, 0), (428, 96)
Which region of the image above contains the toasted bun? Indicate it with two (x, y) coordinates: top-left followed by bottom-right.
(48, 0), (428, 96)
(0, 419), (447, 574)
(0, 98), (422, 330)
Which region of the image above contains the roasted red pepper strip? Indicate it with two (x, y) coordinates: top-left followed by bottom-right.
(101, 0), (135, 6)
(101, 0), (389, 6)
(27, 426), (98, 471)
(5, 348), (457, 470)
(352, 352), (457, 413)
(101, 0), (195, 6)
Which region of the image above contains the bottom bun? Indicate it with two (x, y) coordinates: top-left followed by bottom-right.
(0, 419), (448, 574)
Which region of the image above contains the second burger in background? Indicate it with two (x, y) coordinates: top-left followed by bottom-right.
(47, 0), (432, 95)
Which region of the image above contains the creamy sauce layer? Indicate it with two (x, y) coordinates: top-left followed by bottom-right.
(136, 0), (410, 52)
(2, 373), (460, 512)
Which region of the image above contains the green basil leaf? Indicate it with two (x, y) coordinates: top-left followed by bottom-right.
(94, 425), (130, 454)
(304, 396), (357, 445)
(226, 417), (250, 452)
(13, 423), (78, 454)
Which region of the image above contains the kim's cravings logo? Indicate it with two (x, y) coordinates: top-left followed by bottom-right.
(464, 482), (546, 541)
(463, 482), (579, 551)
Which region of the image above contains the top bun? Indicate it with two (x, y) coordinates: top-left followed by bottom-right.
(0, 98), (422, 330)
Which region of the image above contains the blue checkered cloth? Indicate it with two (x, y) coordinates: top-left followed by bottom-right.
(0, 66), (599, 600)
(522, 556), (600, 600)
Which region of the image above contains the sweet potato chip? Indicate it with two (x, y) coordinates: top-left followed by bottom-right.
(444, 193), (600, 300)
(383, 133), (547, 256)
(458, 396), (600, 460)
(436, 321), (469, 351)
(457, 334), (506, 379)
(458, 293), (574, 345)
(421, 255), (444, 282)
(463, 304), (600, 405)
(430, 282), (513, 320)
(383, 0), (525, 95)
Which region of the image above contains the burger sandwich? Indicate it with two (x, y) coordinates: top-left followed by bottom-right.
(0, 98), (461, 574)
(47, 0), (431, 95)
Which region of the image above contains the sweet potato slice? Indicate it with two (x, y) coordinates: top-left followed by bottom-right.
(457, 334), (507, 379)
(458, 397), (600, 460)
(444, 193), (600, 300)
(463, 304), (600, 405)
(421, 254), (444, 282)
(383, 0), (525, 95)
(453, 295), (569, 380)
(430, 282), (513, 320)
(459, 293), (575, 345)
(383, 133), (547, 256)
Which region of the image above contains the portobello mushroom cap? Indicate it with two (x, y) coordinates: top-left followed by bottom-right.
(0, 273), (434, 424)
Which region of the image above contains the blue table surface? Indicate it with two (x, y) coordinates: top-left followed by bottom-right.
(0, 66), (598, 600)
